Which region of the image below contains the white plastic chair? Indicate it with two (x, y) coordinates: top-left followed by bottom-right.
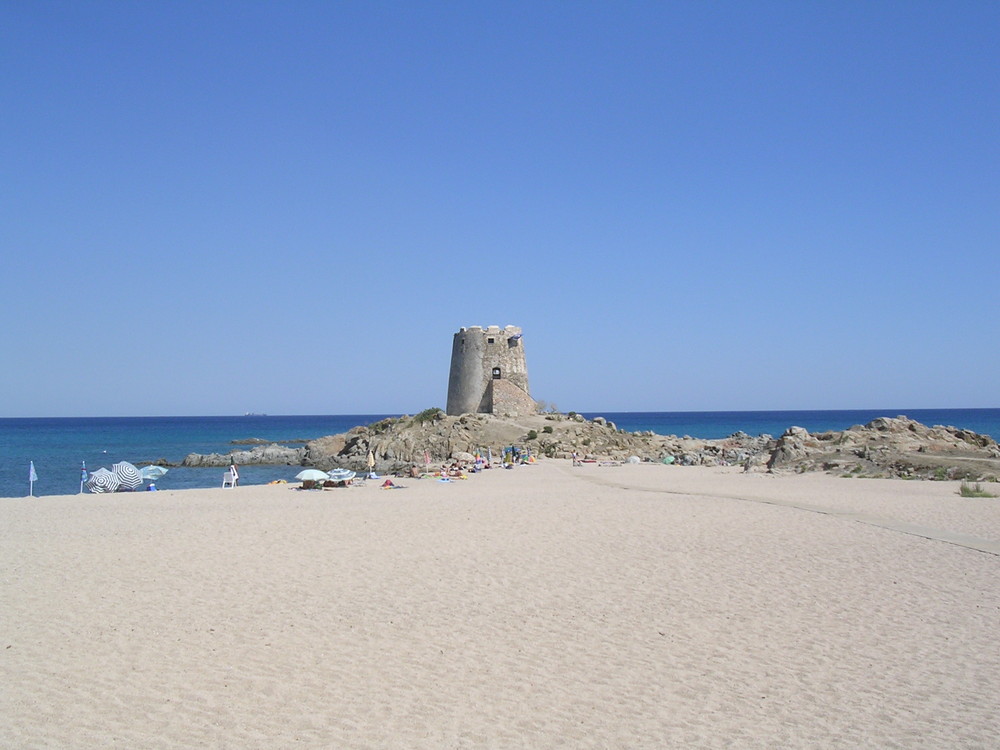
(222, 471), (236, 488)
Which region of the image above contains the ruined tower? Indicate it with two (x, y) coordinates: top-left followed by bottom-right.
(446, 325), (535, 416)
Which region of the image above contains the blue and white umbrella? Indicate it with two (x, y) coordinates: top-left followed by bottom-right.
(112, 461), (142, 491)
(295, 469), (329, 482)
(87, 467), (120, 494)
(327, 468), (356, 483)
(139, 465), (168, 481)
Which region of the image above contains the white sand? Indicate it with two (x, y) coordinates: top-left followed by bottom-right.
(2, 461), (998, 748)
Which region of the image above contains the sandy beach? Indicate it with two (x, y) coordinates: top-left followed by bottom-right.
(2, 461), (998, 748)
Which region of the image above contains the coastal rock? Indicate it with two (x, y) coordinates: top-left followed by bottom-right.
(177, 412), (999, 483)
(222, 412), (694, 473)
(764, 416), (1000, 480)
(182, 443), (305, 467)
(766, 426), (813, 470)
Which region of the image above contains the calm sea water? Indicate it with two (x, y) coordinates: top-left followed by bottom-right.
(0, 415), (394, 499)
(3, 409), (998, 498)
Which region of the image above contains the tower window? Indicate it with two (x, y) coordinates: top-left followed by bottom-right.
(492, 367), (501, 379)
(487, 337), (495, 344)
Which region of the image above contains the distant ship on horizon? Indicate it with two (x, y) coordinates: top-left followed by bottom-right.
(243, 412), (267, 417)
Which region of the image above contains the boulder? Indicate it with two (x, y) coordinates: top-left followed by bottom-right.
(766, 426), (811, 470)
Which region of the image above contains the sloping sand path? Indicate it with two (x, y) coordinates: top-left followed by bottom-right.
(577, 463), (1000, 555)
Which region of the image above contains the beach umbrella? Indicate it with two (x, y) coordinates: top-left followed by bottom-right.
(87, 467), (120, 494)
(139, 465), (168, 481)
(295, 469), (329, 482)
(111, 461), (142, 491)
(327, 468), (356, 483)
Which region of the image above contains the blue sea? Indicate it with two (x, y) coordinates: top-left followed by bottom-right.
(2, 409), (998, 498)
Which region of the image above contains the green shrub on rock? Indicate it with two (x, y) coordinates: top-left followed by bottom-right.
(412, 408), (443, 425)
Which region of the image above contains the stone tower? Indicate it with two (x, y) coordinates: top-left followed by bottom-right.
(446, 325), (535, 416)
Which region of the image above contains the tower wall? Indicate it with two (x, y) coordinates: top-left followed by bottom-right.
(446, 325), (532, 416)
(447, 327), (488, 415)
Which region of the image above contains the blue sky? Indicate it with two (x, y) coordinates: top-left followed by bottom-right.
(2, 1), (997, 417)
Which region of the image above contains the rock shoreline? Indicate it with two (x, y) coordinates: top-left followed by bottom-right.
(176, 413), (1000, 482)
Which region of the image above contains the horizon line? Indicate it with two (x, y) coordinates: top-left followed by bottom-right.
(2, 406), (999, 420)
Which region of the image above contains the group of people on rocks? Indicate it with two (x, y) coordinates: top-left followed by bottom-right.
(400, 446), (535, 479)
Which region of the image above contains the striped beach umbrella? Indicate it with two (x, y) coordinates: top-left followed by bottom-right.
(327, 468), (356, 484)
(111, 461), (142, 491)
(87, 467), (120, 494)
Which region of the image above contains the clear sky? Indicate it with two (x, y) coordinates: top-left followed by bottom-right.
(2, 1), (997, 417)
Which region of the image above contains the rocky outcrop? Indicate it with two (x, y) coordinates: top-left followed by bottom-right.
(177, 413), (999, 482)
(181, 443), (305, 467)
(766, 416), (1000, 480)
